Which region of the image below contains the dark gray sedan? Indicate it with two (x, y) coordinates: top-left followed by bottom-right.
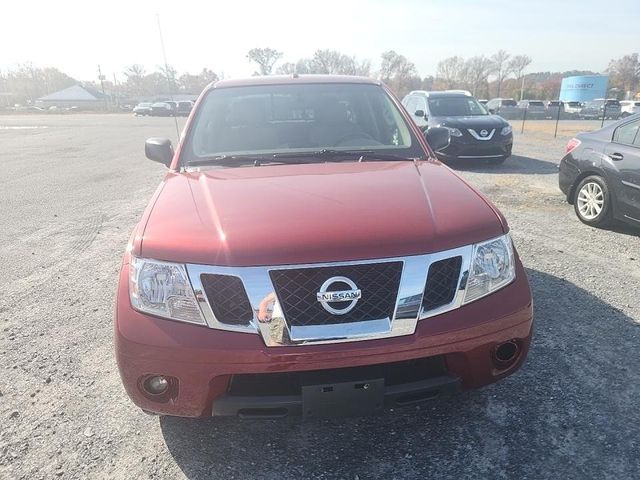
(559, 114), (640, 228)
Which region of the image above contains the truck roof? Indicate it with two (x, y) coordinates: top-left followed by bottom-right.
(210, 74), (380, 89)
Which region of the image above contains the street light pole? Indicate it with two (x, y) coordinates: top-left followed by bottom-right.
(97, 65), (108, 111)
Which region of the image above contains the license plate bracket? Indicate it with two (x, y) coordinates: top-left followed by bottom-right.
(302, 378), (384, 418)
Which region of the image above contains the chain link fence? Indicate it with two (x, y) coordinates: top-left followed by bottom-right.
(490, 100), (635, 137)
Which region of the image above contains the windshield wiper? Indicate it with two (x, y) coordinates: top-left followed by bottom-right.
(186, 154), (276, 167)
(186, 150), (416, 168)
(265, 149), (416, 162)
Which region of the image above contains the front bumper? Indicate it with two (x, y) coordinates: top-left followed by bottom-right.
(115, 261), (533, 417)
(437, 134), (513, 160)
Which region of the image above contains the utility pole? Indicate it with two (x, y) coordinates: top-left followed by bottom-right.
(113, 73), (119, 108)
(97, 65), (108, 110)
(520, 74), (526, 101)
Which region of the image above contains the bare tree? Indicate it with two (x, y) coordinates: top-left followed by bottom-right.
(379, 50), (420, 96)
(3, 63), (75, 103)
(246, 48), (283, 76)
(178, 68), (219, 93)
(140, 72), (170, 96)
(276, 62), (297, 75)
(124, 64), (145, 79)
(309, 50), (370, 75)
(123, 64), (146, 96)
(464, 56), (492, 97)
(608, 53), (640, 97)
(490, 50), (512, 98)
(276, 59), (313, 75)
(509, 55), (533, 100)
(277, 51), (371, 77)
(353, 59), (372, 77)
(158, 64), (178, 92)
(310, 50), (349, 74)
(436, 56), (466, 89)
(421, 76), (435, 91)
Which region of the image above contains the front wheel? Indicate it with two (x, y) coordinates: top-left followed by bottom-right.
(573, 175), (612, 227)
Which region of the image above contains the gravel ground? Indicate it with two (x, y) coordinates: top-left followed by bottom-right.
(0, 114), (638, 479)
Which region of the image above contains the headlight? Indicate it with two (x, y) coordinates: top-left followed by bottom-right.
(445, 127), (463, 137)
(463, 234), (516, 304)
(501, 125), (512, 136)
(129, 257), (205, 325)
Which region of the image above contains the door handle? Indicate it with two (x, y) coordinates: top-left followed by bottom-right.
(610, 152), (624, 161)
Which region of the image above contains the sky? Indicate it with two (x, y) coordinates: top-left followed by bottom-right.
(1, 0), (638, 82)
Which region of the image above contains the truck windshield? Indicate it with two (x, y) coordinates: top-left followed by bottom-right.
(183, 83), (423, 166)
(427, 96), (488, 116)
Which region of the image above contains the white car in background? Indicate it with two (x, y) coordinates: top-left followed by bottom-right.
(620, 100), (640, 118)
(563, 101), (583, 118)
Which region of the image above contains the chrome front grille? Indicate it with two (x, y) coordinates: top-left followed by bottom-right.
(422, 256), (462, 311)
(186, 245), (473, 347)
(467, 128), (496, 140)
(270, 262), (403, 326)
(200, 274), (253, 325)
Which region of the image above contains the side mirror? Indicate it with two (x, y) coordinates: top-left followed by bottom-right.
(488, 108), (496, 114)
(145, 137), (174, 167)
(424, 127), (450, 152)
(414, 109), (427, 119)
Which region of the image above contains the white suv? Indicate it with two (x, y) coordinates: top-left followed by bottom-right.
(620, 100), (640, 118)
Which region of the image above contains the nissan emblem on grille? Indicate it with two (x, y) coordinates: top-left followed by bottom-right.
(480, 129), (489, 137)
(316, 276), (362, 315)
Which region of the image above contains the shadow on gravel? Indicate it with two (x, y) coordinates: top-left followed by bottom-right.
(159, 269), (640, 480)
(447, 154), (559, 175)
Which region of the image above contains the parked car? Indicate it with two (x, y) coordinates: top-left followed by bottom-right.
(18, 105), (45, 112)
(579, 99), (621, 120)
(563, 101), (583, 118)
(620, 100), (640, 118)
(115, 75), (533, 418)
(485, 98), (520, 119)
(544, 100), (564, 119)
(559, 115), (640, 227)
(133, 102), (153, 116)
(517, 100), (546, 119)
(150, 101), (177, 117)
(402, 90), (513, 164)
(176, 100), (194, 117)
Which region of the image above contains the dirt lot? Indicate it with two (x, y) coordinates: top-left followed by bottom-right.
(1, 114), (639, 479)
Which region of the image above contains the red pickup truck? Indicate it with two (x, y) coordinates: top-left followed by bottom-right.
(115, 75), (533, 418)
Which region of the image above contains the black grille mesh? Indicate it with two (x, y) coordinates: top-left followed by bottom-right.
(270, 262), (402, 327)
(200, 274), (253, 325)
(422, 256), (462, 311)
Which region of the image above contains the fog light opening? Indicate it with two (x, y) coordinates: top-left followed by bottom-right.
(494, 340), (520, 368)
(143, 375), (169, 396)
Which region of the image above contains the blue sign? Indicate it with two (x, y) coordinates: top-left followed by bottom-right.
(559, 75), (609, 102)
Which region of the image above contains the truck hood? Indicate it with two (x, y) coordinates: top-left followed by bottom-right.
(140, 161), (504, 266)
